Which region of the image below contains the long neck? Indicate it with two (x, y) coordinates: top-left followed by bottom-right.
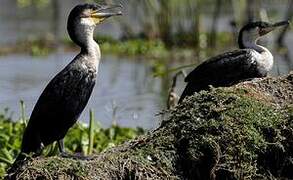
(238, 31), (267, 53)
(69, 25), (101, 61)
(81, 36), (101, 60)
(239, 30), (274, 73)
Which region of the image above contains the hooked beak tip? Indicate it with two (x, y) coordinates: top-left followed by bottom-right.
(273, 20), (290, 27)
(260, 20), (290, 36)
(116, 11), (123, 16)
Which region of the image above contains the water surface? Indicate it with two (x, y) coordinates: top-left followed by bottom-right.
(0, 53), (165, 129)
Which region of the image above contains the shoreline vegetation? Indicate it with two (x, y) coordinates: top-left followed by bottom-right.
(0, 32), (235, 59)
(0, 107), (144, 178)
(0, 33), (239, 78)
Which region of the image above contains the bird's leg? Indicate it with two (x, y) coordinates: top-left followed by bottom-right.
(58, 139), (71, 158)
(58, 139), (65, 153)
(58, 139), (92, 160)
(57, 139), (75, 158)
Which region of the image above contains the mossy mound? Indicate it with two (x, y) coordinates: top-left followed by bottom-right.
(170, 76), (293, 179)
(6, 73), (293, 180)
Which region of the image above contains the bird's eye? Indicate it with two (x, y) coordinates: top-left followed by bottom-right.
(80, 10), (91, 18)
(80, 14), (89, 18)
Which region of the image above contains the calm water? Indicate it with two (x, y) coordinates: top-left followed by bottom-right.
(0, 53), (166, 129)
(0, 50), (291, 129)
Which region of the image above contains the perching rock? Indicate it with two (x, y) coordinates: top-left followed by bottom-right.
(6, 72), (293, 180)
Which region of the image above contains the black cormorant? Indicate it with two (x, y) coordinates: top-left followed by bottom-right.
(179, 21), (289, 103)
(17, 3), (122, 159)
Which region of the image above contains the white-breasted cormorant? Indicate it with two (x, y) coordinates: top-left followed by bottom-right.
(179, 21), (289, 103)
(16, 3), (122, 160)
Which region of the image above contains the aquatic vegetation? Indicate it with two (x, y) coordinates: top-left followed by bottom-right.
(63, 35), (169, 58)
(0, 32), (233, 58)
(0, 38), (53, 57)
(101, 39), (168, 57)
(0, 109), (144, 178)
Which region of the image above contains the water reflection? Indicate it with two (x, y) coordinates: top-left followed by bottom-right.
(0, 53), (165, 129)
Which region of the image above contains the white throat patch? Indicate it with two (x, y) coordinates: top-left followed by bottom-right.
(80, 17), (95, 27)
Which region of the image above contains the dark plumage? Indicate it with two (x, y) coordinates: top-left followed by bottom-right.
(13, 3), (122, 162)
(21, 56), (97, 153)
(179, 49), (258, 102)
(179, 21), (289, 103)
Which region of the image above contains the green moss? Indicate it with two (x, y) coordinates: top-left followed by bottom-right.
(170, 85), (292, 179)
(13, 157), (89, 179)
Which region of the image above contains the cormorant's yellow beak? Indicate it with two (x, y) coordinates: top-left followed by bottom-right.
(259, 20), (289, 36)
(90, 4), (122, 24)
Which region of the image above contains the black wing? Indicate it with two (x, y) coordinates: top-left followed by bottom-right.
(184, 49), (259, 85)
(178, 49), (259, 103)
(22, 64), (96, 151)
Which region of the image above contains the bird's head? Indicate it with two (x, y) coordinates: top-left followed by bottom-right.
(238, 21), (289, 49)
(67, 3), (122, 47)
